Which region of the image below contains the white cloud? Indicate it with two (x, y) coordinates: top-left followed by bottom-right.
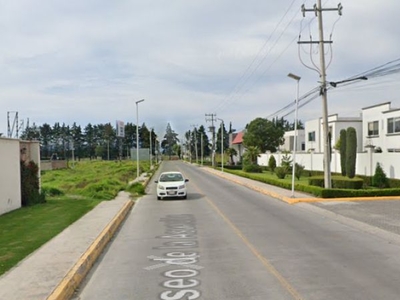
(1, 0), (399, 141)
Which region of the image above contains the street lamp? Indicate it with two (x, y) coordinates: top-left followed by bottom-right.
(288, 73), (301, 197)
(149, 127), (153, 170)
(135, 99), (145, 179)
(218, 118), (224, 172)
(200, 132), (204, 166)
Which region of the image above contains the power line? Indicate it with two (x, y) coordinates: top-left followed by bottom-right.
(212, 0), (303, 114)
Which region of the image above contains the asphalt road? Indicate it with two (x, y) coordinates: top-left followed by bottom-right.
(75, 161), (400, 300)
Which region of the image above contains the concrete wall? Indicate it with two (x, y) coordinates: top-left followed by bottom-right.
(0, 138), (22, 215)
(41, 160), (68, 171)
(0, 139), (41, 216)
(130, 148), (150, 161)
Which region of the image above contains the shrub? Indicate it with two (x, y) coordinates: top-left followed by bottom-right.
(372, 163), (389, 188)
(20, 160), (46, 206)
(268, 155), (277, 173)
(243, 164), (262, 173)
(346, 127), (357, 178)
(308, 176), (325, 187)
(281, 152), (292, 172)
(275, 167), (287, 179)
(339, 129), (347, 176)
(294, 163), (305, 180)
(332, 177), (364, 189)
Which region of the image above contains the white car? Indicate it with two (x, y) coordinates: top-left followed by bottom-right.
(155, 171), (189, 200)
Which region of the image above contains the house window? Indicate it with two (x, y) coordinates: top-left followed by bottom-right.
(367, 121), (379, 136)
(308, 131), (316, 142)
(387, 117), (400, 134)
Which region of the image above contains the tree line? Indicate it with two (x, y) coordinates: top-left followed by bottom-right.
(19, 115), (302, 162)
(21, 122), (158, 160)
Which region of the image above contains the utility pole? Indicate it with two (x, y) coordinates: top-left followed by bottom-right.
(299, 1), (343, 189)
(7, 111), (19, 138)
(205, 113), (217, 167)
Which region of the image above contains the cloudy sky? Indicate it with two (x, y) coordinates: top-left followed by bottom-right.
(2, 0), (400, 140)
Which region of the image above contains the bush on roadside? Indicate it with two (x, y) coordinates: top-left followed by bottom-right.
(268, 155), (277, 173)
(294, 163), (305, 180)
(20, 160), (46, 206)
(372, 163), (389, 188)
(275, 166), (287, 179)
(243, 164), (262, 173)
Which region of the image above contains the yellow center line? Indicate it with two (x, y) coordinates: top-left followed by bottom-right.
(190, 180), (304, 300)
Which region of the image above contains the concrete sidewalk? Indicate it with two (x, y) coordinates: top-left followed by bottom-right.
(0, 192), (133, 300)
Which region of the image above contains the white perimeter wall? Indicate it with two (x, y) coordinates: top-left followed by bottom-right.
(0, 138), (21, 215)
(259, 151), (400, 179)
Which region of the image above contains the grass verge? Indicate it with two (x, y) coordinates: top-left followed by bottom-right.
(0, 197), (101, 276)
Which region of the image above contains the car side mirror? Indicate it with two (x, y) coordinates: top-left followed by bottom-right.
(185, 179), (189, 182)
(154, 180), (158, 183)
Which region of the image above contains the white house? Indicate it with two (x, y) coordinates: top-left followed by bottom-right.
(229, 131), (245, 164)
(362, 102), (400, 152)
(259, 101), (400, 179)
(282, 129), (305, 152)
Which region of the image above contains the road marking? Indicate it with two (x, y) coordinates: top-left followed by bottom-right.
(145, 255), (204, 271)
(189, 179), (304, 300)
(204, 197), (304, 300)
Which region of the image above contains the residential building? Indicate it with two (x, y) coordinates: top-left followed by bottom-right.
(229, 131), (245, 164)
(362, 102), (400, 152)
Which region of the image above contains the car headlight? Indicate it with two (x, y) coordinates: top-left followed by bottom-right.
(158, 185), (165, 190)
(178, 184), (185, 189)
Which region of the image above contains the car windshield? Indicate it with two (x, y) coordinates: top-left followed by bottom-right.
(160, 173), (184, 182)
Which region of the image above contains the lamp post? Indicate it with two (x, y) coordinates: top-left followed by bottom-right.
(149, 127), (153, 170)
(218, 118), (224, 172)
(288, 73), (301, 197)
(200, 132), (204, 166)
(135, 99), (145, 179)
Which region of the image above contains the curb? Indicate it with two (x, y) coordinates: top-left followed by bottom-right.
(47, 200), (134, 300)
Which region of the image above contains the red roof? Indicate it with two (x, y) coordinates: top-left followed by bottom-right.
(232, 131), (244, 144)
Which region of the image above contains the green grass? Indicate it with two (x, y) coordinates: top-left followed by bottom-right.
(0, 159), (153, 276)
(42, 160), (151, 200)
(227, 169), (310, 185)
(0, 197), (101, 276)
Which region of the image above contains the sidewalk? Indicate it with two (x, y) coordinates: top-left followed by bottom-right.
(0, 192), (133, 300)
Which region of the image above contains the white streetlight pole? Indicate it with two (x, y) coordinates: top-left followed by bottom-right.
(200, 132), (204, 166)
(135, 99), (145, 179)
(149, 128), (153, 170)
(288, 73), (301, 197)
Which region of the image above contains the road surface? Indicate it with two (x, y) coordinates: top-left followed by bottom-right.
(75, 161), (400, 300)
